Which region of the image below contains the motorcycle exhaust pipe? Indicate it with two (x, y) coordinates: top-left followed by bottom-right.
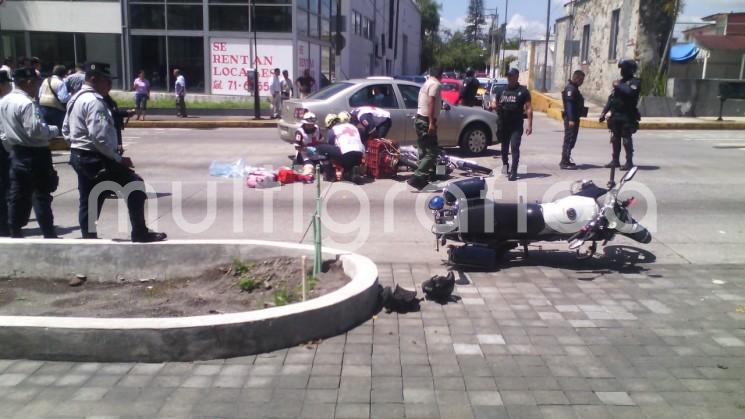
(622, 228), (652, 244)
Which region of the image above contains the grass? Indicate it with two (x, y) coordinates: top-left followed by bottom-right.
(114, 97), (271, 110)
(239, 276), (259, 292)
(273, 287), (295, 306)
(232, 258), (254, 276)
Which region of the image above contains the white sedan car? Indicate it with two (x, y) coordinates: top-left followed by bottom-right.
(278, 77), (499, 155)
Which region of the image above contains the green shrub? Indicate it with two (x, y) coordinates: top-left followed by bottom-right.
(273, 287), (295, 306)
(239, 276), (259, 292)
(232, 258), (253, 276)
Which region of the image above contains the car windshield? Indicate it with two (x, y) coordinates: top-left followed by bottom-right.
(441, 83), (459, 91)
(307, 82), (354, 100)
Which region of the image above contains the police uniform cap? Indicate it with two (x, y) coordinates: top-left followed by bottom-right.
(85, 61), (118, 79)
(12, 67), (40, 81)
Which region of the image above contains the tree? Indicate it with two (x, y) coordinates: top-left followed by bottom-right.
(417, 0), (442, 72)
(437, 31), (487, 71)
(464, 0), (486, 44)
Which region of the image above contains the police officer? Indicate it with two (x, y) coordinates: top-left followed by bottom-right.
(599, 59), (641, 170)
(0, 68), (60, 238)
(560, 70), (586, 170)
(62, 62), (166, 242)
(457, 68), (480, 107)
(0, 69), (13, 236)
(407, 67), (443, 191)
(493, 68), (533, 181)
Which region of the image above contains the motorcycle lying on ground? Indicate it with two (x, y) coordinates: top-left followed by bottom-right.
(397, 146), (493, 178)
(428, 167), (652, 269)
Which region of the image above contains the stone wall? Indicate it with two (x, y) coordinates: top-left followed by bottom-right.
(553, 0), (649, 104)
(666, 79), (745, 117)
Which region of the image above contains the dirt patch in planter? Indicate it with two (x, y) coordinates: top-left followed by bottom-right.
(0, 257), (350, 318)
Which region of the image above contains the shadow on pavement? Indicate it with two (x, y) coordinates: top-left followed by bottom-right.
(518, 172), (552, 180)
(502, 245), (656, 278)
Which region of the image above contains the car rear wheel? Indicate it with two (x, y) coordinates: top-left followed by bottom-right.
(459, 124), (489, 155)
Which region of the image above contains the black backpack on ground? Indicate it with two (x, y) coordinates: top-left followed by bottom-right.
(421, 271), (456, 302)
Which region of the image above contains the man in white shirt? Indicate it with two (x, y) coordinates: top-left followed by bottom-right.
(38, 64), (71, 130)
(173, 69), (187, 118)
(269, 68), (282, 119)
(408, 67), (443, 190)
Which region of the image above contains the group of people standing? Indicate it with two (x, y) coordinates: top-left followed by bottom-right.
(0, 62), (166, 242)
(269, 69), (318, 119)
(407, 60), (642, 190)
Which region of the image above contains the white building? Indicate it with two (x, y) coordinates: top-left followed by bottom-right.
(0, 0), (421, 95)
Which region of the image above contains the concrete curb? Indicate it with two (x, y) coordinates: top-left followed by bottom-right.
(0, 239), (380, 362)
(531, 89), (745, 130)
(127, 120), (278, 129)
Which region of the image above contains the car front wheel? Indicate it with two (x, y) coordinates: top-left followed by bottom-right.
(459, 124), (489, 155)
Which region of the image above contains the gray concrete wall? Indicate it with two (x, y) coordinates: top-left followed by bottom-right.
(667, 78), (745, 117)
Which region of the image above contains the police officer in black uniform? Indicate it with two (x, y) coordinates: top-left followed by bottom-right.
(457, 68), (480, 107)
(560, 70), (585, 170)
(492, 68), (533, 181)
(599, 60), (641, 171)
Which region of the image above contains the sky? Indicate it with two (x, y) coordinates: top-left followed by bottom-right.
(439, 0), (745, 40)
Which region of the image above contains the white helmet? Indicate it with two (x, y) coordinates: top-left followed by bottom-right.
(302, 112), (317, 124)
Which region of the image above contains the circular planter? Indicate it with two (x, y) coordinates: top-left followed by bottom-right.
(0, 239), (379, 362)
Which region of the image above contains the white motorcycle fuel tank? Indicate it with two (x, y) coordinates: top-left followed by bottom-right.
(540, 195), (599, 235)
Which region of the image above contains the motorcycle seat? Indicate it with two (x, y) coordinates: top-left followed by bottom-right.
(573, 184), (607, 200)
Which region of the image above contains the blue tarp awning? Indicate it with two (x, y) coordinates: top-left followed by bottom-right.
(670, 43), (700, 63)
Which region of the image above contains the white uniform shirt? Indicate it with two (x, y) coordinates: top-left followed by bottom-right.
(0, 89), (60, 151)
(62, 85), (121, 162)
(270, 75), (281, 96)
(331, 123), (365, 155)
(353, 106), (391, 120)
(417, 78), (442, 119)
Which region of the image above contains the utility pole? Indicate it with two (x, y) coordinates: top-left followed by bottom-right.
(541, 0), (551, 92)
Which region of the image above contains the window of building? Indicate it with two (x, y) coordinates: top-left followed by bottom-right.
(131, 35), (168, 90)
(130, 4), (166, 30)
(609, 9), (620, 60)
(209, 5), (249, 31)
(580, 24), (591, 64)
(168, 4), (204, 30)
(168, 36), (205, 92)
(29, 32), (75, 74)
(297, 10), (309, 36)
(1, 31), (27, 59)
(353, 12), (362, 36)
(349, 84), (398, 108)
(254, 5), (292, 32)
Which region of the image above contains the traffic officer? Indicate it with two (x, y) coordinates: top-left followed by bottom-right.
(407, 66), (443, 191)
(560, 70), (586, 170)
(457, 68), (480, 107)
(599, 59), (641, 170)
(62, 62), (166, 242)
(0, 68), (60, 238)
(493, 68), (533, 181)
(0, 69), (13, 236)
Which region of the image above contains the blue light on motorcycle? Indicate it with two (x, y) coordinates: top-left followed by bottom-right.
(428, 196), (445, 211)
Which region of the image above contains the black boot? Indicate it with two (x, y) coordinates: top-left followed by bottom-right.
(620, 137), (634, 171)
(406, 175), (429, 190)
(605, 136), (622, 168)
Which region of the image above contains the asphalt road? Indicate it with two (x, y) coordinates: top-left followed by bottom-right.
(40, 113), (745, 266)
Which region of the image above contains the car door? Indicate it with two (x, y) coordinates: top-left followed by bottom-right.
(395, 83), (421, 144)
(347, 83), (406, 142)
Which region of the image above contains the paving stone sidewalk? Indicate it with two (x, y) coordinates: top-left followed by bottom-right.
(1, 262), (744, 419)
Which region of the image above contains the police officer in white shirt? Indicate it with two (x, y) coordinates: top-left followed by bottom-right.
(0, 68), (60, 238)
(0, 69), (14, 236)
(62, 62), (166, 242)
